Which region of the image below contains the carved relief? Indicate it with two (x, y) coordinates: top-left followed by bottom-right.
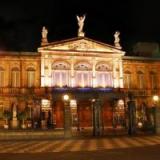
(68, 41), (94, 50)
(74, 61), (92, 71)
(52, 61), (70, 70)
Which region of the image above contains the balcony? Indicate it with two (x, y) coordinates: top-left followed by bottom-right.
(122, 88), (160, 97)
(0, 87), (40, 95)
(0, 87), (160, 97)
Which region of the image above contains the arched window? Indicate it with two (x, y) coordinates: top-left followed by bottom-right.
(52, 61), (70, 87)
(0, 67), (5, 87)
(74, 62), (92, 87)
(137, 71), (145, 89)
(27, 67), (35, 87)
(96, 63), (112, 87)
(11, 67), (20, 87)
(150, 71), (157, 89)
(124, 71), (131, 89)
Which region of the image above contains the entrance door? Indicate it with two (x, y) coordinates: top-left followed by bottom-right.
(54, 101), (64, 128)
(102, 101), (113, 128)
(78, 100), (92, 129)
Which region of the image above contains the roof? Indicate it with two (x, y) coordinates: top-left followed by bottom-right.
(38, 36), (125, 54)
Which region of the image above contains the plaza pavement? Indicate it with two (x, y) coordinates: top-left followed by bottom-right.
(0, 135), (160, 153)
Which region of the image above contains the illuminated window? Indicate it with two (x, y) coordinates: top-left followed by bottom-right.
(96, 72), (112, 87)
(0, 67), (5, 87)
(74, 62), (92, 87)
(75, 71), (91, 87)
(96, 64), (112, 87)
(124, 71), (131, 89)
(52, 70), (69, 87)
(150, 71), (157, 89)
(27, 68), (35, 87)
(11, 68), (20, 87)
(52, 61), (70, 87)
(137, 71), (145, 89)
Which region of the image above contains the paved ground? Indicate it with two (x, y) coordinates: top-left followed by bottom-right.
(1, 145), (160, 160)
(0, 135), (160, 153)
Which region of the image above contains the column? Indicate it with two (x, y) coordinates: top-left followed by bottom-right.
(113, 60), (117, 88)
(71, 57), (74, 87)
(44, 57), (50, 87)
(41, 56), (45, 87)
(92, 58), (96, 87)
(119, 59), (124, 88)
(127, 99), (136, 135)
(92, 99), (102, 136)
(47, 59), (52, 87)
(155, 107), (160, 133)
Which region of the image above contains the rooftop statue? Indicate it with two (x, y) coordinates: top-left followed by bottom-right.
(76, 14), (86, 37)
(114, 31), (122, 49)
(114, 31), (120, 43)
(41, 26), (48, 46)
(42, 26), (48, 39)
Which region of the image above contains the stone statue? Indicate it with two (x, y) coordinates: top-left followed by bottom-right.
(42, 26), (48, 39)
(76, 14), (86, 36)
(41, 26), (48, 46)
(114, 31), (122, 49)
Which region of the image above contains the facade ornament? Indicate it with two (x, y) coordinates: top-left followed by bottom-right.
(76, 14), (86, 37)
(114, 31), (122, 49)
(41, 26), (48, 46)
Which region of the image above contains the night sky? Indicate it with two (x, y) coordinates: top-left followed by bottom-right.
(0, 0), (160, 53)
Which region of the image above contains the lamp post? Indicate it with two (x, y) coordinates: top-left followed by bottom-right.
(63, 94), (72, 138)
(152, 95), (160, 134)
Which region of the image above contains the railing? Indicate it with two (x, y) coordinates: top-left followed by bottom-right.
(122, 88), (160, 97)
(0, 87), (160, 97)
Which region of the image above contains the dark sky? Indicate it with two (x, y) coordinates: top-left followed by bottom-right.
(0, 0), (160, 53)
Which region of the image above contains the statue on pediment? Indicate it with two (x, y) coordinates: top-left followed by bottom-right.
(114, 31), (122, 49)
(41, 26), (48, 46)
(76, 14), (86, 37)
(42, 26), (48, 39)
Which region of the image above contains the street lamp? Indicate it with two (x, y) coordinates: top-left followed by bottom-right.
(63, 94), (69, 101)
(153, 95), (159, 103)
(63, 94), (72, 138)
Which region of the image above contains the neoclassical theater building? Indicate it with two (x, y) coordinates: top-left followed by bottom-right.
(0, 17), (160, 132)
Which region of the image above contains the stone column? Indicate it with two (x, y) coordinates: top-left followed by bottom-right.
(92, 58), (96, 88)
(119, 59), (124, 88)
(113, 60), (117, 88)
(127, 100), (136, 135)
(64, 100), (72, 138)
(155, 107), (160, 134)
(92, 99), (102, 136)
(70, 57), (74, 87)
(41, 56), (45, 87)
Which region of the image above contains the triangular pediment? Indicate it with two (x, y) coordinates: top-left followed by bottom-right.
(38, 37), (125, 54)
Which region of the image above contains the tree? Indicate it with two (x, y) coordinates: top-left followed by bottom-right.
(3, 110), (11, 129)
(18, 111), (27, 129)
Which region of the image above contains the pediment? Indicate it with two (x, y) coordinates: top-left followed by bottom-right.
(38, 37), (125, 54)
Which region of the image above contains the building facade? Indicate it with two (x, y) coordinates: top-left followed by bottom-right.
(0, 24), (160, 134)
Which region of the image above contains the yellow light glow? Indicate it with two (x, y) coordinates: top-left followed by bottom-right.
(70, 100), (77, 108)
(63, 94), (69, 101)
(153, 95), (159, 102)
(138, 122), (143, 128)
(118, 99), (124, 106)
